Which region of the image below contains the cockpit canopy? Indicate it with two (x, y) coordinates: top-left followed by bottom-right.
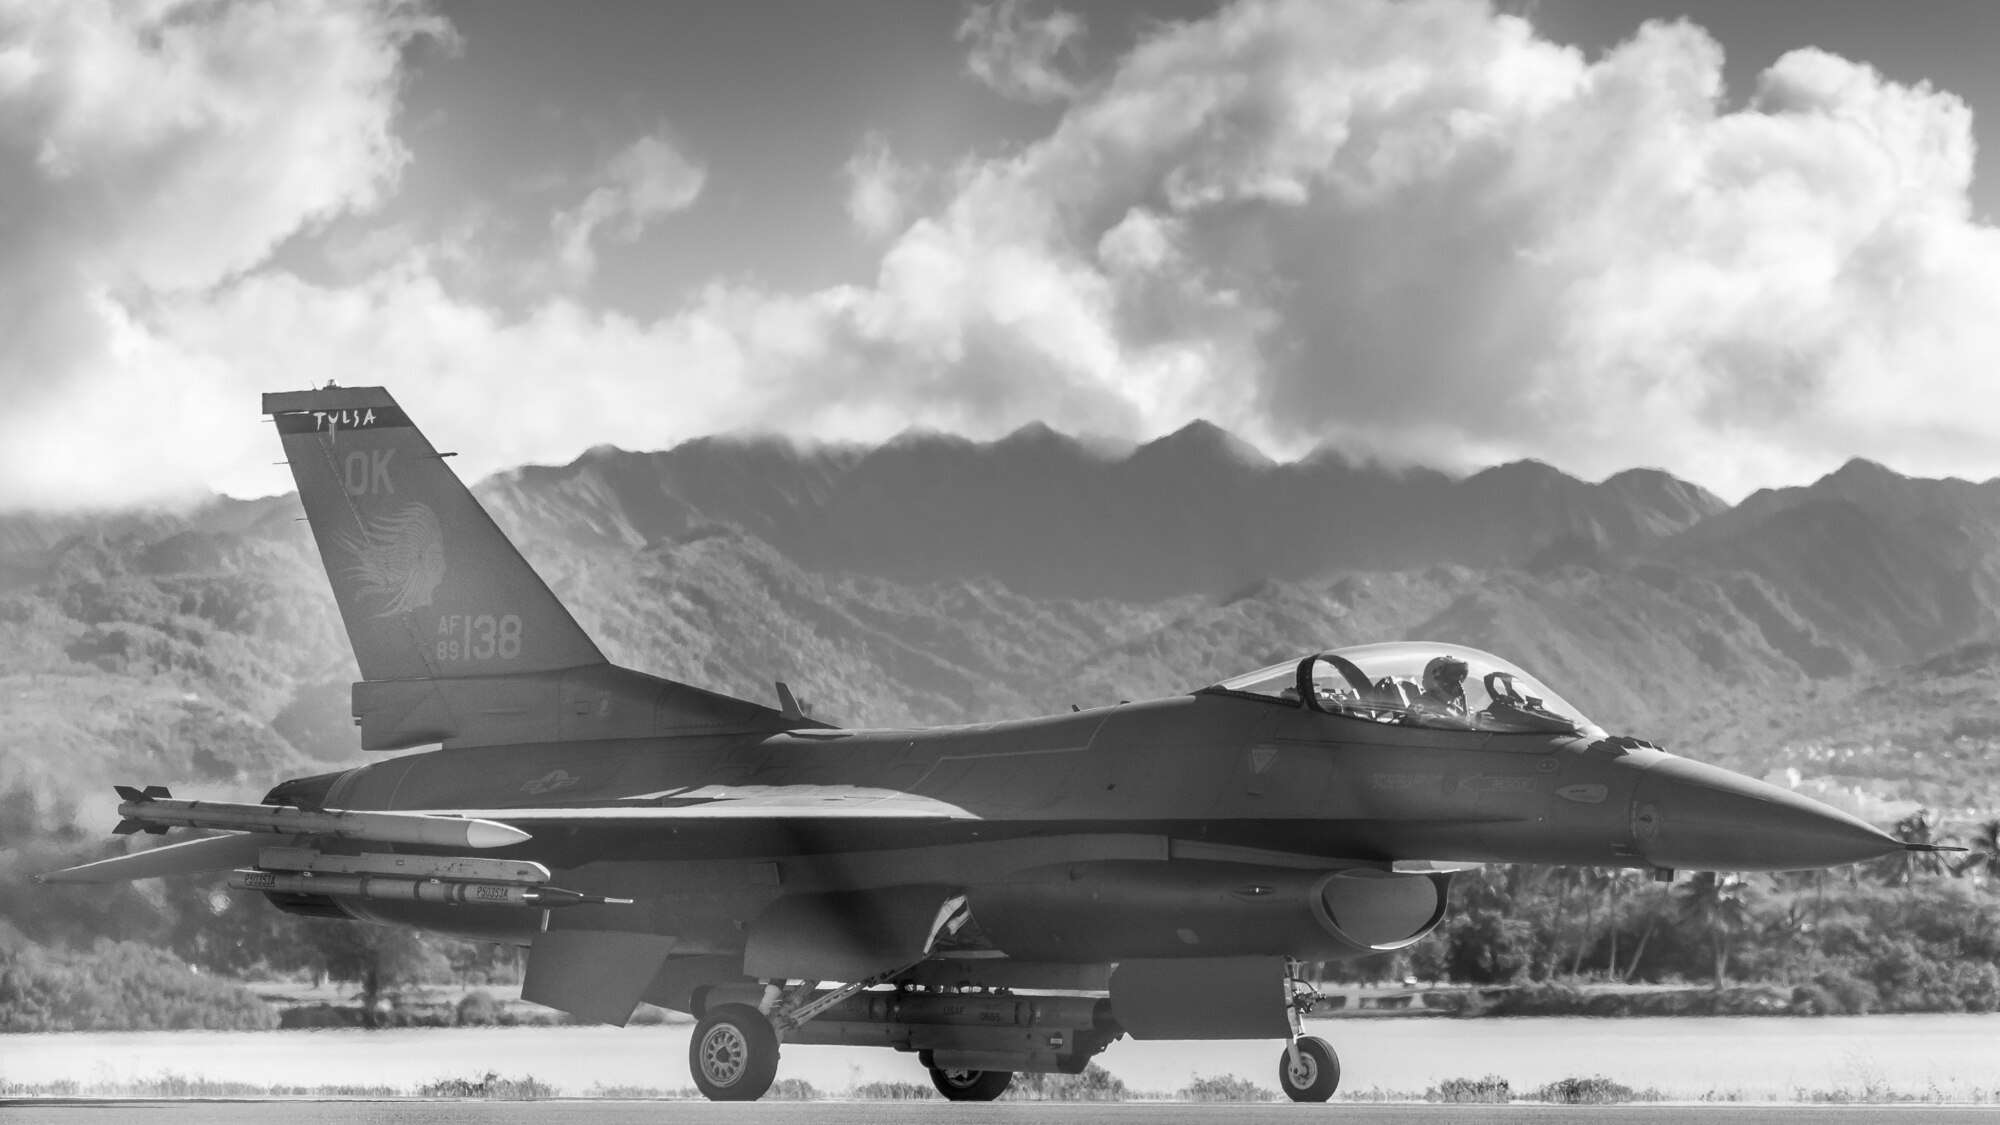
(1209, 642), (1603, 737)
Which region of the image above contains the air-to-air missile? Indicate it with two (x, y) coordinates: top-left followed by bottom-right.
(110, 785), (529, 849)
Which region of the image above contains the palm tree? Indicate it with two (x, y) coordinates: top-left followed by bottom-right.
(1876, 809), (1957, 887)
(1599, 869), (1640, 979)
(1544, 865), (1580, 980)
(1569, 868), (1619, 977)
(1674, 872), (1751, 990)
(1955, 819), (2000, 885)
(1620, 875), (1670, 981)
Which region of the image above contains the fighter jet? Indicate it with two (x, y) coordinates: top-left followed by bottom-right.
(43, 386), (1928, 1102)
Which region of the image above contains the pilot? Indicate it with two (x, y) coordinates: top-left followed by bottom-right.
(1418, 655), (1469, 715)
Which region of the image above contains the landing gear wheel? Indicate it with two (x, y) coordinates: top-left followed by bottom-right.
(689, 1003), (779, 1101)
(928, 1066), (1013, 1101)
(1279, 1036), (1339, 1102)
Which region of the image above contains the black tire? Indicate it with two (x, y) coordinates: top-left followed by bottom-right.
(928, 1066), (1013, 1101)
(1278, 1036), (1339, 1102)
(689, 1003), (780, 1101)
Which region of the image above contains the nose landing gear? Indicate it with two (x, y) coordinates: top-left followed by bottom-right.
(1278, 962), (1338, 1102)
(1278, 1036), (1340, 1102)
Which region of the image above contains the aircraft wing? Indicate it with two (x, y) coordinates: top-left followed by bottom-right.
(38, 831), (275, 884)
(431, 785), (979, 822)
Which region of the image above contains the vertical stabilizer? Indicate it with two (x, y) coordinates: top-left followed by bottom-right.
(265, 387), (604, 682)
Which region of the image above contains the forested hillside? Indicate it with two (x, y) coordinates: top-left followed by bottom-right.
(3, 426), (1998, 1028)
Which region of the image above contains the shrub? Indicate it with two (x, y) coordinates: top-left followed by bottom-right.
(1533, 1076), (1651, 1104)
(1439, 910), (1535, 983)
(0, 938), (276, 1031)
(416, 1072), (555, 1100)
(455, 989), (501, 1026)
(851, 1080), (934, 1099)
(1426, 1075), (1511, 1103)
(1179, 1074), (1276, 1102)
(1005, 1064), (1128, 1101)
(766, 1078), (819, 1100)
(1793, 969), (1879, 1015)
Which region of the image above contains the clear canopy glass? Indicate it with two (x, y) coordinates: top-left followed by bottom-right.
(1210, 641), (1601, 736)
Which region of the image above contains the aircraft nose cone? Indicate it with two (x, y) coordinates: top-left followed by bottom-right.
(1631, 756), (1901, 872)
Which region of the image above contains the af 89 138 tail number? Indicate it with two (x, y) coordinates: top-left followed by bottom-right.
(437, 614), (522, 661)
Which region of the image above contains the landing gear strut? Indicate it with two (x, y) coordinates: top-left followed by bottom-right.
(1278, 1036), (1340, 1102)
(928, 1066), (1013, 1101)
(689, 1003), (780, 1101)
(1278, 961), (1338, 1102)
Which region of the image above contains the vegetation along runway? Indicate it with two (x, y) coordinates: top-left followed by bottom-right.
(6, 1104), (2000, 1125)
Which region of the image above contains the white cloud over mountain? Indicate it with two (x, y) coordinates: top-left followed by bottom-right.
(550, 128), (706, 287)
(3, 0), (1999, 508)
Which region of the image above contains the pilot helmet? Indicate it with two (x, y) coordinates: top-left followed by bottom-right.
(1423, 655), (1469, 696)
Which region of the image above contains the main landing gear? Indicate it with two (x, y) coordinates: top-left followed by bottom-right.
(928, 1065), (1014, 1101)
(689, 1003), (781, 1101)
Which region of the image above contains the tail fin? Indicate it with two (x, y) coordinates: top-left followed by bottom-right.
(266, 386), (602, 680)
(266, 386), (808, 749)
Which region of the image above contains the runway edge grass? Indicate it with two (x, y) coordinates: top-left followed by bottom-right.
(5, 1068), (1997, 1104)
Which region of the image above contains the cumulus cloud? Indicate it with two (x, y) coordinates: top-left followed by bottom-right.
(873, 0), (2000, 497)
(549, 128), (705, 286)
(9, 0), (2000, 510)
(957, 0), (1085, 104)
(842, 131), (924, 239)
(0, 0), (448, 505)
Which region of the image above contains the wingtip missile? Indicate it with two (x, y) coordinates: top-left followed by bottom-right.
(463, 819), (533, 849)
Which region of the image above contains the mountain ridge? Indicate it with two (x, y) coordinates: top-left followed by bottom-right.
(474, 422), (1730, 601)
(4, 424), (1999, 830)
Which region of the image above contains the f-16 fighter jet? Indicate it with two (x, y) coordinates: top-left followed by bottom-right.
(43, 386), (1928, 1102)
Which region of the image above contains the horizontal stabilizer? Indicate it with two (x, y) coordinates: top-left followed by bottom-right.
(38, 832), (272, 884)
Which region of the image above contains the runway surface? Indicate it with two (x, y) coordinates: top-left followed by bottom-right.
(11, 1015), (1997, 1101)
(3, 1101), (1996, 1124)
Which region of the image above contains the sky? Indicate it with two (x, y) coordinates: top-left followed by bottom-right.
(4, 0), (2000, 509)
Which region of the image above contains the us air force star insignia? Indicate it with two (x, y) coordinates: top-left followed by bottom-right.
(521, 769), (582, 796)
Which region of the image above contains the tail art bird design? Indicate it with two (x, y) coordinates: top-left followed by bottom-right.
(339, 502), (445, 617)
